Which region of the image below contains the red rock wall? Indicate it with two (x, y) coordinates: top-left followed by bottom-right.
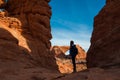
(0, 0), (57, 69)
(87, 0), (120, 68)
(0, 0), (6, 8)
(51, 45), (86, 73)
(52, 45), (86, 59)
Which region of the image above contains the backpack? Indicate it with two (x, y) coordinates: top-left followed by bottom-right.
(70, 45), (78, 57)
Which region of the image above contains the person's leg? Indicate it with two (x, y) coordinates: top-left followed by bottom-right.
(72, 56), (76, 72)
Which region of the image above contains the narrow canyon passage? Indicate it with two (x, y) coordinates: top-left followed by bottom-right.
(0, 0), (120, 80)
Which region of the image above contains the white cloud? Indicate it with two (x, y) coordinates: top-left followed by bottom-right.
(51, 38), (90, 52)
(50, 19), (92, 52)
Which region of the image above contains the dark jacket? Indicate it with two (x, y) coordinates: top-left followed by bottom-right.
(70, 45), (78, 57)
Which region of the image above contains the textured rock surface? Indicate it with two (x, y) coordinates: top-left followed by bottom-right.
(57, 68), (120, 80)
(52, 45), (86, 59)
(51, 45), (87, 73)
(0, 0), (57, 75)
(51, 46), (69, 59)
(1, 0), (120, 79)
(0, 0), (6, 8)
(87, 0), (120, 68)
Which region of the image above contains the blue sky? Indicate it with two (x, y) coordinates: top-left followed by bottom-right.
(49, 0), (105, 51)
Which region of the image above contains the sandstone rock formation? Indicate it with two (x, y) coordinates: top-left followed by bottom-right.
(87, 0), (120, 68)
(51, 46), (69, 59)
(57, 67), (120, 80)
(51, 45), (87, 73)
(0, 0), (6, 8)
(1, 0), (120, 80)
(52, 45), (86, 59)
(0, 0), (57, 77)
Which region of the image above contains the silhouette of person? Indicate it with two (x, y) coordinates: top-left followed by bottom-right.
(69, 40), (78, 72)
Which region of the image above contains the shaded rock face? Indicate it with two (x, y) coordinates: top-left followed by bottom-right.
(0, 0), (57, 70)
(87, 0), (120, 68)
(51, 45), (87, 73)
(106, 0), (115, 4)
(0, 0), (6, 8)
(57, 68), (120, 80)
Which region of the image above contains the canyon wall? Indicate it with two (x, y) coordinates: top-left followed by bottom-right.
(0, 0), (57, 70)
(51, 45), (87, 73)
(87, 0), (120, 68)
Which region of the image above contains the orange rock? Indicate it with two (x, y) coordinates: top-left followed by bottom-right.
(0, 0), (6, 8)
(87, 0), (120, 68)
(51, 45), (87, 73)
(0, 0), (57, 74)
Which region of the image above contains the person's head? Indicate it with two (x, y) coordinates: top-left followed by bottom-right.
(70, 40), (74, 46)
